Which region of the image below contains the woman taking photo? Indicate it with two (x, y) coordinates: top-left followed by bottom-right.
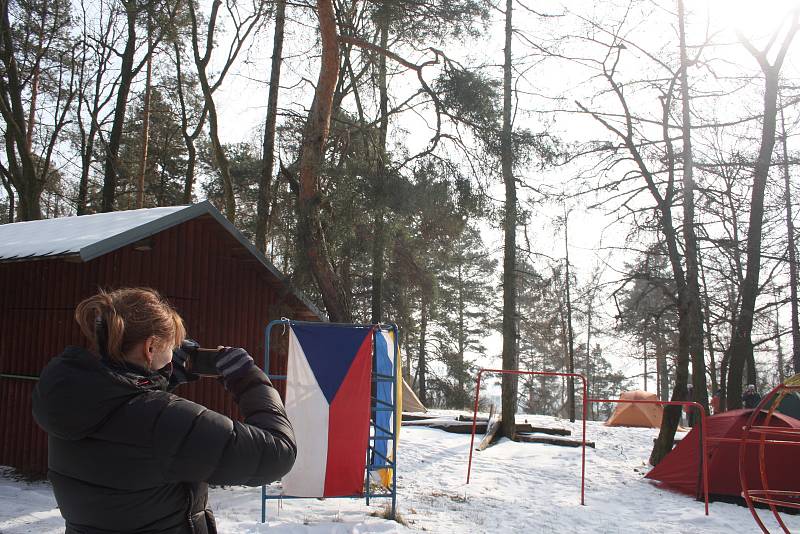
(32, 287), (296, 534)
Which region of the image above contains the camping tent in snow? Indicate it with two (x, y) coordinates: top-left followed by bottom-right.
(645, 409), (800, 498)
(403, 379), (426, 413)
(605, 390), (663, 428)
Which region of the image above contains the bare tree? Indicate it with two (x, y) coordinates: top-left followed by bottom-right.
(255, 0), (286, 252)
(0, 0), (76, 220)
(101, 0), (139, 212)
(499, 0), (518, 439)
(725, 13), (800, 408)
(297, 0), (351, 321)
(779, 101), (800, 374)
(187, 0), (268, 222)
(74, 0), (119, 215)
(572, 1), (710, 463)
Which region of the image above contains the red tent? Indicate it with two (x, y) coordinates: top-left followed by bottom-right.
(646, 409), (800, 497)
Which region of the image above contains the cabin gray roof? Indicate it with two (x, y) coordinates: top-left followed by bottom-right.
(0, 201), (323, 319)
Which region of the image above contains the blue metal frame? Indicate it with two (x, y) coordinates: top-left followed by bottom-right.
(260, 319), (398, 523)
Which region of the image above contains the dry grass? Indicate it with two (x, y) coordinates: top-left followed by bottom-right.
(370, 504), (409, 526)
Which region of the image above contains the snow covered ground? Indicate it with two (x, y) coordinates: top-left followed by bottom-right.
(1, 413), (798, 533)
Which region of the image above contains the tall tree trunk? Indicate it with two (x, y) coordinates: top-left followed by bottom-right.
(719, 351), (729, 411)
(564, 216), (576, 422)
(775, 292), (785, 383)
(457, 261), (466, 396)
(183, 141), (197, 203)
(370, 9), (390, 324)
(643, 338), (648, 392)
(25, 9), (43, 151)
(173, 41), (203, 205)
(77, 126), (95, 214)
(650, 0), (706, 465)
(297, 0), (350, 322)
(499, 0), (519, 440)
(25, 3), (47, 152)
(102, 0), (138, 212)
(137, 20), (153, 209)
(76, 24), (105, 216)
(256, 0), (286, 252)
(189, 4), (235, 220)
(0, 168), (13, 222)
(0, 2), (42, 220)
(418, 298), (428, 405)
(677, 0), (708, 411)
(780, 102), (800, 374)
(699, 249), (717, 394)
(657, 342), (669, 401)
(719, 287), (738, 412)
(726, 21), (798, 408)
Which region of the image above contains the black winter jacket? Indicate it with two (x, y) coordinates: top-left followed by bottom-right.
(32, 346), (296, 534)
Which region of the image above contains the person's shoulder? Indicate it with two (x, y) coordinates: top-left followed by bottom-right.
(150, 390), (231, 424)
(149, 391), (235, 443)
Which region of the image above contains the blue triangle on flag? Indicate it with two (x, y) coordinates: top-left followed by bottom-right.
(292, 324), (372, 404)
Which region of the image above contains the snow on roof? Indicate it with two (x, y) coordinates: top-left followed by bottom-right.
(0, 205), (191, 261)
(0, 202), (325, 319)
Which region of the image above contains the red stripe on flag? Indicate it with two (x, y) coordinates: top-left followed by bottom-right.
(323, 331), (373, 496)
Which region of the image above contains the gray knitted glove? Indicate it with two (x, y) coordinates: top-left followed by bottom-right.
(215, 347), (254, 380)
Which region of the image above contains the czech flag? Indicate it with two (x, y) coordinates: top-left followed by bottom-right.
(282, 324), (373, 497)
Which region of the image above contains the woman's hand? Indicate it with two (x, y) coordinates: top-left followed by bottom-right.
(215, 347), (254, 380)
(170, 339), (201, 384)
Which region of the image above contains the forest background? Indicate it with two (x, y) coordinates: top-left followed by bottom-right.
(2, 0), (799, 463)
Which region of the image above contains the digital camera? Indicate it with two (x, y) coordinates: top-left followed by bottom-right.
(179, 339), (223, 376)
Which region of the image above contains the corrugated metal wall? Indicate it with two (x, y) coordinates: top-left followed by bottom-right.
(0, 214), (315, 474)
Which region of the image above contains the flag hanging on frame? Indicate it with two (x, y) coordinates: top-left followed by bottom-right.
(373, 328), (401, 488)
(282, 324), (373, 497)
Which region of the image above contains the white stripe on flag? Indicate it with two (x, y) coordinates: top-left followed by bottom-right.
(282, 328), (329, 497)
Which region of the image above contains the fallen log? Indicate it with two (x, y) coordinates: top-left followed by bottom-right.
(403, 420), (537, 435)
(515, 433), (596, 448)
(477, 415), (502, 451)
(456, 414), (489, 422)
(456, 415), (571, 436)
(401, 413), (440, 422)
(527, 426), (571, 437)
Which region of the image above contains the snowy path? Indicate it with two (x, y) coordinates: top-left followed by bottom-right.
(1, 415), (798, 533)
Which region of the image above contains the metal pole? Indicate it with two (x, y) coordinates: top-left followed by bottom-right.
(581, 376), (587, 505)
(700, 407), (708, 516)
(391, 324), (399, 520)
(261, 319), (287, 523)
(466, 370), (483, 484)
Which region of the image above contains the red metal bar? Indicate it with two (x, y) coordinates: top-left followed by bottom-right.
(588, 397), (709, 516)
(739, 381), (800, 534)
(745, 426), (800, 435)
(748, 490), (800, 496)
(748, 497), (800, 511)
(466, 369), (588, 507)
(708, 437), (800, 446)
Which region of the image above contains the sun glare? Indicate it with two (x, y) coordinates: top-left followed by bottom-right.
(706, 0), (800, 38)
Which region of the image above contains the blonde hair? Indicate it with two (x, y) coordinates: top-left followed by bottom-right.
(74, 288), (186, 362)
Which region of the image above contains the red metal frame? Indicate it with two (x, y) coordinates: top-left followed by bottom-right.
(739, 381), (800, 534)
(465, 369), (710, 516)
(465, 369), (588, 505)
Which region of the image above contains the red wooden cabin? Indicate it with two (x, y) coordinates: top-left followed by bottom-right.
(0, 202), (322, 474)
